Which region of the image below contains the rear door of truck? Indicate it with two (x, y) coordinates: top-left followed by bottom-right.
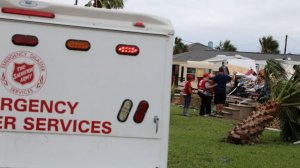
(0, 0), (174, 168)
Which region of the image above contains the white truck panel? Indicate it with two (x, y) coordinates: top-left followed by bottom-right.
(0, 0), (174, 168)
(0, 133), (162, 168)
(0, 0), (174, 35)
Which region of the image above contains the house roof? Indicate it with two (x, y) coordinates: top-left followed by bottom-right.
(173, 43), (300, 62)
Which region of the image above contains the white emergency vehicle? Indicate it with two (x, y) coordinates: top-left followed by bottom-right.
(0, 0), (174, 168)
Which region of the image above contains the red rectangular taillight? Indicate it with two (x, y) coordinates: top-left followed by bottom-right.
(2, 7), (55, 18)
(133, 101), (149, 123)
(12, 34), (38, 47)
(116, 44), (139, 56)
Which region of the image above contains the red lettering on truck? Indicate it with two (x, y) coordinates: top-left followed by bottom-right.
(102, 121), (112, 134)
(68, 102), (79, 114)
(36, 118), (47, 131)
(0, 97), (79, 115)
(72, 120), (77, 132)
(55, 101), (67, 114)
(91, 121), (101, 134)
(29, 99), (39, 112)
(0, 116), (16, 130)
(78, 120), (90, 133)
(1, 98), (13, 111)
(14, 98), (27, 112)
(48, 118), (59, 131)
(23, 117), (34, 130)
(22, 117), (112, 135)
(61, 119), (73, 132)
(40, 100), (53, 112)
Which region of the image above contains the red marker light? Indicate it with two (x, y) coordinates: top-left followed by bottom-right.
(134, 22), (145, 28)
(12, 34), (38, 47)
(2, 8), (55, 18)
(116, 44), (139, 56)
(134, 100), (149, 124)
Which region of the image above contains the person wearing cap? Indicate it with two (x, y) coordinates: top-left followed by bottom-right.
(198, 73), (214, 116)
(213, 67), (232, 116)
(182, 74), (194, 116)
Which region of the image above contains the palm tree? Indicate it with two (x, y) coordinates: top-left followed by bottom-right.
(280, 107), (300, 141)
(85, 0), (124, 9)
(215, 40), (237, 51)
(173, 37), (188, 55)
(227, 60), (300, 145)
(280, 65), (300, 141)
(259, 36), (280, 54)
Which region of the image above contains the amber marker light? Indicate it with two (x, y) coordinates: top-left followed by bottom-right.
(66, 39), (91, 51)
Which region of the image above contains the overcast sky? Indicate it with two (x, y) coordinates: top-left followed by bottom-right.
(38, 0), (300, 54)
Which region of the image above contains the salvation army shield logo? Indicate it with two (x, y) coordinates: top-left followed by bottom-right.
(13, 63), (35, 85)
(0, 51), (47, 96)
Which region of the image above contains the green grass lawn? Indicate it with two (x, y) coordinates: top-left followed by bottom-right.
(168, 106), (300, 168)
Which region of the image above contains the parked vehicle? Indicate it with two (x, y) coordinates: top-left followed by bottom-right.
(0, 0), (174, 167)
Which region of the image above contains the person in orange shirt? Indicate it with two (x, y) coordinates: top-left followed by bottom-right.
(182, 74), (194, 116)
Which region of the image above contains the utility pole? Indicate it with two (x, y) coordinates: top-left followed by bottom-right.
(74, 0), (78, 5)
(284, 35), (288, 55)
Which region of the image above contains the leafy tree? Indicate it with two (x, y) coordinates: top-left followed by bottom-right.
(228, 60), (300, 144)
(173, 37), (188, 55)
(215, 40), (237, 51)
(85, 0), (124, 9)
(259, 36), (280, 54)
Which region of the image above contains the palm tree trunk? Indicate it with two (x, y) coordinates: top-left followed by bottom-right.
(93, 0), (103, 8)
(227, 101), (280, 145)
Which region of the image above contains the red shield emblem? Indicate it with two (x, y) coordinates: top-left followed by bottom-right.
(12, 62), (35, 85)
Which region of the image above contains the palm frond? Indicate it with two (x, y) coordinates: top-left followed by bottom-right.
(280, 82), (300, 103)
(263, 59), (287, 101)
(276, 76), (300, 102)
(85, 0), (93, 6)
(294, 65), (300, 80)
(265, 59), (287, 81)
(85, 0), (124, 9)
(280, 107), (300, 141)
(270, 79), (284, 100)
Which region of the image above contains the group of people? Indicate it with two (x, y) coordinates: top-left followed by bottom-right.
(182, 67), (232, 117)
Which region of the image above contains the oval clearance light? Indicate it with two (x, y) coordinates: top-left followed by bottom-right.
(116, 44), (139, 56)
(2, 7), (55, 18)
(134, 22), (145, 28)
(133, 100), (149, 124)
(12, 34), (38, 47)
(66, 39), (91, 51)
(117, 99), (133, 122)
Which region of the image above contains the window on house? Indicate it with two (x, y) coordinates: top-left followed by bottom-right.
(187, 68), (196, 79)
(180, 66), (184, 82)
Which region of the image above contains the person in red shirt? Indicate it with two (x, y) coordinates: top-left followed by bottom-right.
(198, 73), (215, 116)
(182, 74), (194, 116)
